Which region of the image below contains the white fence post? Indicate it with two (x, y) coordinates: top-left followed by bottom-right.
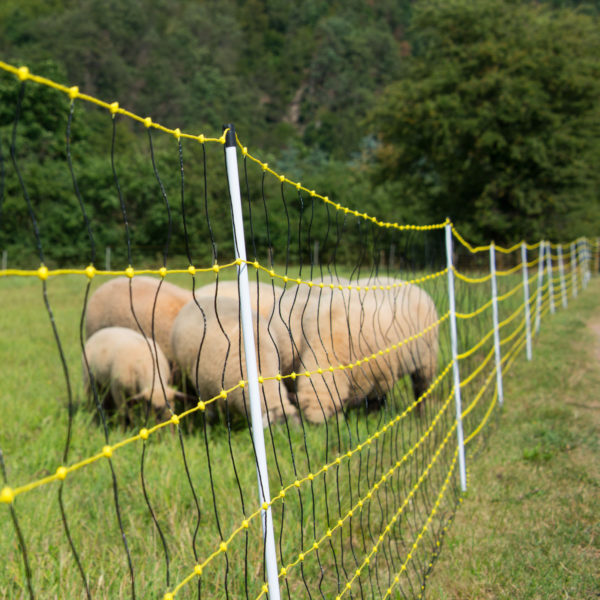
(534, 241), (545, 334)
(584, 238), (591, 287)
(521, 242), (532, 361)
(224, 124), (281, 600)
(557, 245), (567, 309)
(445, 222), (467, 492)
(547, 243), (555, 314)
(490, 243), (504, 406)
(571, 242), (578, 298)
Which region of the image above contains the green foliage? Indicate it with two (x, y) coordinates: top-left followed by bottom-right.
(369, 0), (600, 245)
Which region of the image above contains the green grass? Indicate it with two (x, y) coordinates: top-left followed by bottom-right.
(425, 278), (600, 599)
(0, 265), (582, 599)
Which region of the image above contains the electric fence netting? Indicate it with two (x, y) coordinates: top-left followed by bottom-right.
(0, 62), (597, 600)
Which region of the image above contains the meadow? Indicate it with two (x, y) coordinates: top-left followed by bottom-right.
(0, 251), (565, 599)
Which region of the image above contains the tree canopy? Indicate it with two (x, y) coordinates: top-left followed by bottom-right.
(369, 0), (600, 244)
(0, 0), (599, 266)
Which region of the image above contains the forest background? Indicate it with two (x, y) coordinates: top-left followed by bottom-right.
(1, 0), (599, 267)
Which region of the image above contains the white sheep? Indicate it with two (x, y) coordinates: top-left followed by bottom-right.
(287, 277), (439, 423)
(85, 276), (193, 362)
(171, 295), (299, 427)
(83, 326), (182, 421)
(196, 279), (293, 376)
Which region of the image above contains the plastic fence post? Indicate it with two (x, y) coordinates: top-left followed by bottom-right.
(534, 241), (545, 334)
(490, 243), (504, 406)
(571, 242), (578, 298)
(223, 124), (281, 600)
(557, 245), (567, 309)
(585, 238), (592, 286)
(521, 242), (532, 361)
(445, 222), (467, 492)
(547, 242), (555, 314)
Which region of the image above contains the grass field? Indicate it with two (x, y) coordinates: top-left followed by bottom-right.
(0, 260), (591, 599)
(425, 277), (600, 599)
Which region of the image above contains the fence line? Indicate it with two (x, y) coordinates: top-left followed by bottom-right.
(0, 60), (598, 600)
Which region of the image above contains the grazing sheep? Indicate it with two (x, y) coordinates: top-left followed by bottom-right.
(171, 295), (299, 427)
(85, 276), (193, 362)
(196, 279), (293, 376)
(83, 326), (182, 421)
(288, 278), (439, 423)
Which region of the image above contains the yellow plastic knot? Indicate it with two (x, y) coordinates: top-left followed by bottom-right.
(296, 182), (301, 190)
(262, 584), (269, 594)
(242, 146), (248, 156)
(294, 480), (300, 488)
(1, 486), (15, 504)
(299, 553), (305, 561)
(290, 372), (297, 380)
(85, 265), (96, 279)
(269, 270), (275, 278)
(279, 489), (286, 498)
(279, 175), (285, 183)
(346, 582), (352, 590)
(212, 263), (220, 273)
(197, 401), (206, 411)
(261, 502), (269, 511)
(188, 265), (196, 275)
(102, 445), (113, 458)
(198, 134), (205, 144)
(139, 428), (149, 440)
(109, 102), (119, 114)
(326, 529), (332, 537)
(239, 380), (246, 388)
(17, 66), (29, 81)
(310, 190), (316, 197)
(262, 162), (268, 171)
(242, 519), (249, 529)
(275, 374), (282, 381)
(56, 466), (68, 480)
(279, 567), (287, 577)
(144, 117), (152, 128)
(163, 593), (174, 600)
(125, 266), (134, 278)
(159, 267), (167, 278)
(307, 473), (314, 481)
(258, 376), (264, 384)
(170, 414), (180, 425)
(235, 258), (243, 265)
(337, 519), (343, 527)
(69, 86), (79, 99)
(37, 265), (49, 280)
(173, 128), (181, 140)
(253, 261), (259, 269)
(194, 565), (203, 576)
(219, 541), (227, 552)
(312, 541), (318, 550)
(219, 390), (228, 399)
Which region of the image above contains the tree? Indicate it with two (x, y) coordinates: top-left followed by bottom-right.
(369, 0), (600, 244)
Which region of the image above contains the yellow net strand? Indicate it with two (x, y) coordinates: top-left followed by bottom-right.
(380, 451), (459, 600)
(164, 364), (455, 599)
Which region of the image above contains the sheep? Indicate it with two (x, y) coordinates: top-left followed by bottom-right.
(196, 279), (293, 376)
(83, 326), (182, 422)
(171, 295), (299, 427)
(287, 277), (439, 423)
(85, 276), (193, 362)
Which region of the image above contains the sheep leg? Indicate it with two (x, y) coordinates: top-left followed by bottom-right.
(410, 370), (430, 417)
